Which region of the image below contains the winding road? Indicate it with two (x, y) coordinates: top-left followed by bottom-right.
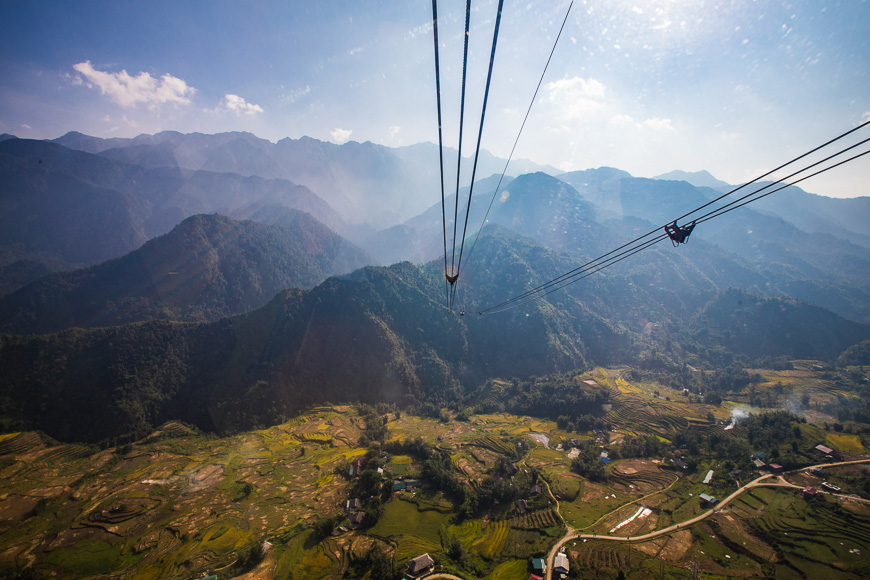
(542, 458), (870, 580)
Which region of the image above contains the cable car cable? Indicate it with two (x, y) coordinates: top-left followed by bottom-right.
(450, 0), (505, 312)
(430, 0), (451, 309)
(478, 128), (870, 314)
(477, 121), (870, 313)
(459, 0), (574, 297)
(447, 0), (474, 291)
(479, 145), (870, 315)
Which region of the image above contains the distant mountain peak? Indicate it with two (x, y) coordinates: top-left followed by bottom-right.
(654, 169), (731, 190)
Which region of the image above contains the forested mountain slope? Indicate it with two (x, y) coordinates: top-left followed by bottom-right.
(0, 213), (370, 333)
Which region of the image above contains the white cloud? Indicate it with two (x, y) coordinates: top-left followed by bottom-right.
(541, 76), (606, 121)
(222, 94), (264, 115)
(72, 61), (195, 108)
(281, 85), (311, 104)
(639, 117), (675, 132)
(611, 114), (675, 132)
(384, 125), (402, 146)
(331, 128), (352, 144)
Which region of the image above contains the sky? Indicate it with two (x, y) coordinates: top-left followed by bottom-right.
(1, 0), (868, 198)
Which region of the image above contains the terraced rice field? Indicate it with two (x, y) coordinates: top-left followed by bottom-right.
(508, 509), (559, 530)
(750, 492), (870, 577)
(470, 435), (515, 455)
(609, 461), (678, 493)
(605, 395), (692, 437)
(449, 519), (510, 559)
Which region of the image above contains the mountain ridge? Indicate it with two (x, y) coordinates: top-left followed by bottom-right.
(0, 212), (371, 333)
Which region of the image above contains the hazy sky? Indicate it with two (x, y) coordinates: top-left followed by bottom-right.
(1, 0), (868, 198)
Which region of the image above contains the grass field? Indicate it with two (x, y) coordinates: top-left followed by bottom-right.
(368, 494), (450, 548)
(484, 558), (527, 579)
(826, 432), (865, 453)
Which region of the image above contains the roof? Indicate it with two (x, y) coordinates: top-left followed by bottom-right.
(393, 482), (406, 491)
(752, 458), (766, 468)
(529, 575), (544, 580)
(815, 444), (834, 454)
(531, 483), (542, 494)
(699, 493), (718, 503)
(703, 470), (714, 484)
(531, 557), (546, 570)
(407, 553), (435, 574)
(769, 463), (783, 470)
(600, 457), (611, 464)
(554, 553), (569, 572)
(349, 512), (365, 524)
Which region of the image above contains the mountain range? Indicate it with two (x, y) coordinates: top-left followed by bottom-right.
(1, 129), (868, 443)
(0, 212), (370, 333)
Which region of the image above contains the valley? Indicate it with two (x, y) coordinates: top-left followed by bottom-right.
(2, 0), (869, 576)
(2, 365), (868, 579)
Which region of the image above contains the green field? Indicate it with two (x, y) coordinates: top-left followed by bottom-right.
(2, 366), (870, 580)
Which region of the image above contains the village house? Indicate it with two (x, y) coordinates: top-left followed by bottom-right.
(699, 493), (719, 506)
(345, 498), (361, 511)
(516, 499), (529, 514)
(553, 552), (570, 577)
(531, 557), (546, 574)
(530, 483), (542, 495)
(803, 486), (818, 499)
(348, 511), (365, 527)
(348, 458), (363, 478)
(406, 553), (435, 578)
(814, 444), (841, 460)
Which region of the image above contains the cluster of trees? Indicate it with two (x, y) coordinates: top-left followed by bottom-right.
(475, 373), (608, 425)
(673, 410), (813, 471)
(618, 434), (670, 459)
(356, 403), (390, 446)
(838, 340), (870, 366)
(705, 365), (763, 393)
(556, 413), (608, 434)
(570, 441), (608, 482)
